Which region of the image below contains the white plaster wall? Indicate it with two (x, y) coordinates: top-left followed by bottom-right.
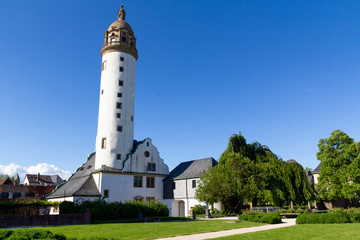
(99, 172), (165, 202)
(173, 178), (198, 199)
(123, 138), (169, 174)
(95, 51), (136, 169)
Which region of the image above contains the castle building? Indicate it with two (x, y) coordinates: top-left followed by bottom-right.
(47, 6), (219, 217)
(47, 6), (169, 203)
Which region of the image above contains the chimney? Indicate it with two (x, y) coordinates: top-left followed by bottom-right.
(36, 173), (40, 182)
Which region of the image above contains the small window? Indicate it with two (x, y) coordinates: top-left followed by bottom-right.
(192, 180), (196, 188)
(101, 89), (104, 95)
(134, 176), (143, 188)
(119, 80), (124, 86)
(146, 197), (155, 202)
(102, 60), (107, 71)
(146, 177), (155, 188)
(147, 142), (149, 147)
(131, 116), (134, 122)
(117, 125), (123, 132)
(116, 113), (121, 118)
(172, 182), (176, 189)
(101, 138), (106, 149)
(116, 102), (122, 109)
(120, 57), (125, 61)
(117, 93), (122, 98)
(117, 154), (121, 160)
(119, 66), (124, 72)
(121, 36), (126, 42)
(147, 162), (156, 171)
(110, 38), (116, 44)
(104, 189), (109, 198)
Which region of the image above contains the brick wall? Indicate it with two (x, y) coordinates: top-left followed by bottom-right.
(0, 208), (91, 228)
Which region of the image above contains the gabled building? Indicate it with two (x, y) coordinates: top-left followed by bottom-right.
(23, 173), (64, 186)
(163, 158), (218, 217)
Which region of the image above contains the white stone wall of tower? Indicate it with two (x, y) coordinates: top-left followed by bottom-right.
(95, 51), (136, 170)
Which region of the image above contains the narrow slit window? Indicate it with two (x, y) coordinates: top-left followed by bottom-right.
(101, 138), (106, 149)
(116, 102), (122, 109)
(119, 66), (124, 72)
(116, 113), (121, 118)
(131, 116), (134, 122)
(117, 93), (122, 98)
(101, 90), (104, 95)
(117, 154), (121, 160)
(103, 189), (109, 198)
(102, 60), (107, 71)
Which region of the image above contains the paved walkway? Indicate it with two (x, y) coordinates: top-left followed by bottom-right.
(156, 218), (296, 240)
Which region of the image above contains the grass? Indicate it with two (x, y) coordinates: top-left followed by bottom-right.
(213, 223), (360, 240)
(27, 220), (264, 240)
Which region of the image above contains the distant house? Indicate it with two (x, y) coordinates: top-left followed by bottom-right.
(163, 158), (219, 217)
(0, 177), (29, 199)
(23, 173), (64, 186)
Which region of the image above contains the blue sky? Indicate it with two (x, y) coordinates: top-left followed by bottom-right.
(0, 0), (359, 179)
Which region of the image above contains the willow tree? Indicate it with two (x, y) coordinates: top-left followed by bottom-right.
(196, 133), (314, 213)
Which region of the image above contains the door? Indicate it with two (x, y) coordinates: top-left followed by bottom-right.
(178, 201), (185, 217)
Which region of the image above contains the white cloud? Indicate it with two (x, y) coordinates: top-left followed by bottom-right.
(0, 163), (72, 182)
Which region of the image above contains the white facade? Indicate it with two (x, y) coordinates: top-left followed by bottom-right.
(95, 51), (136, 170)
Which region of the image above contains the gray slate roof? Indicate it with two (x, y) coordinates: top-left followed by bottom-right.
(313, 164), (321, 174)
(47, 152), (101, 199)
(163, 157), (217, 181)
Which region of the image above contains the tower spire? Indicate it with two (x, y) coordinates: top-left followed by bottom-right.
(118, 4), (126, 21)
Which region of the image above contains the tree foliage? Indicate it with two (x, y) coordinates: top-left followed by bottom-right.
(196, 134), (314, 213)
(316, 129), (360, 201)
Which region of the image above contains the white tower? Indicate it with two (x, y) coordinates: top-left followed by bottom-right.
(95, 5), (138, 170)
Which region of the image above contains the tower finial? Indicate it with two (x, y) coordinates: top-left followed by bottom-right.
(118, 4), (126, 21)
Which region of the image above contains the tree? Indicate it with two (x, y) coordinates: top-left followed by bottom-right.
(0, 174), (20, 184)
(316, 130), (360, 202)
(196, 133), (314, 213)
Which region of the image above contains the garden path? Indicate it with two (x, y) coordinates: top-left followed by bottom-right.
(155, 218), (296, 240)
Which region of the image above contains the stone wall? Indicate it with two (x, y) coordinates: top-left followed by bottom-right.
(0, 209), (91, 228)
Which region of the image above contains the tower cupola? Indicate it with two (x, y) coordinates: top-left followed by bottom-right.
(101, 5), (138, 59)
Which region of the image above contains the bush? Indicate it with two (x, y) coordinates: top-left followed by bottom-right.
(60, 199), (169, 222)
(192, 205), (205, 215)
(239, 210), (281, 224)
(296, 211), (351, 224)
(0, 229), (65, 240)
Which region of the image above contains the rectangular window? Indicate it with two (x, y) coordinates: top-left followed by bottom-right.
(117, 154), (121, 160)
(146, 197), (155, 202)
(101, 138), (106, 149)
(131, 116), (134, 122)
(101, 60), (107, 71)
(172, 182), (176, 189)
(119, 80), (124, 86)
(116, 113), (121, 118)
(121, 36), (126, 42)
(104, 189), (109, 198)
(117, 125), (123, 132)
(119, 66), (124, 72)
(134, 176), (143, 188)
(120, 57), (125, 62)
(147, 163), (156, 171)
(116, 102), (122, 109)
(192, 180), (196, 188)
(117, 93), (122, 98)
(146, 177), (155, 188)
(101, 89), (104, 95)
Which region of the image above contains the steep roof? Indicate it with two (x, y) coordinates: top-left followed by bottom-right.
(46, 152), (101, 199)
(0, 178), (13, 185)
(164, 157), (217, 181)
(25, 174), (58, 184)
(313, 164), (321, 174)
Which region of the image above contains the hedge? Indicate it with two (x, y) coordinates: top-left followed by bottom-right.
(239, 210), (282, 224)
(0, 201), (60, 208)
(60, 199), (169, 221)
(295, 208), (360, 224)
(0, 229), (65, 240)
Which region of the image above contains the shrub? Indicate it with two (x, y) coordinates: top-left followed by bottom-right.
(239, 210), (281, 224)
(296, 212), (350, 224)
(0, 229), (65, 240)
(192, 205), (205, 215)
(60, 199), (169, 222)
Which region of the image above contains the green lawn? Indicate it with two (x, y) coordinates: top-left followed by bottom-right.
(213, 223), (360, 240)
(29, 220), (263, 240)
